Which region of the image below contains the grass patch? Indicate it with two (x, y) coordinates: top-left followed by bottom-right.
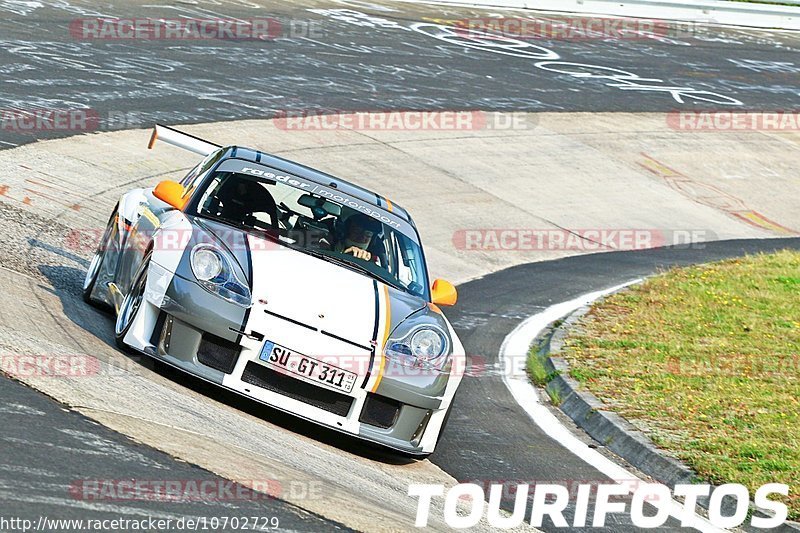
(560, 250), (800, 519)
(527, 349), (552, 386)
(547, 386), (562, 407)
(527, 338), (562, 404)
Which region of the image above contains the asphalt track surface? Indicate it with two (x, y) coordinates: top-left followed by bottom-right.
(435, 238), (800, 531)
(1, 0), (799, 531)
(0, 375), (349, 531)
(0, 0), (799, 149)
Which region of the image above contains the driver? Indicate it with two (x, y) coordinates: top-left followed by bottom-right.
(337, 214), (382, 262)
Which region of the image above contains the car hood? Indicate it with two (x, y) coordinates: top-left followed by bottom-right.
(193, 218), (427, 347)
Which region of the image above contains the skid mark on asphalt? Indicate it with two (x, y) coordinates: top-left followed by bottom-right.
(24, 175), (88, 211)
(0, 167), (88, 211)
(638, 153), (796, 235)
(0, 402), (46, 415)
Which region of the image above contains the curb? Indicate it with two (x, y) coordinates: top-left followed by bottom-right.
(395, 0), (800, 30)
(542, 306), (695, 487)
(538, 303), (800, 531)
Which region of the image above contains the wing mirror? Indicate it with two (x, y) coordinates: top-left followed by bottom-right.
(431, 279), (457, 306)
(153, 180), (187, 210)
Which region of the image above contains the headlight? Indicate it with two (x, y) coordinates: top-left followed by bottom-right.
(385, 325), (450, 370)
(190, 244), (251, 307)
(411, 329), (445, 358)
(192, 248), (223, 281)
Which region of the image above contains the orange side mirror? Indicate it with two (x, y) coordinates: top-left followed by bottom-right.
(153, 180), (186, 210)
(431, 279), (457, 306)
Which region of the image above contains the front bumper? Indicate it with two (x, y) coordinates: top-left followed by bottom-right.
(127, 269), (453, 456)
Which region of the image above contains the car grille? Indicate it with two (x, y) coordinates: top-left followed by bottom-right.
(197, 334), (240, 374)
(242, 362), (354, 417)
(359, 393), (401, 429)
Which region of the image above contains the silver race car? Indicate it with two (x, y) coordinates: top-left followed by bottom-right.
(83, 125), (464, 456)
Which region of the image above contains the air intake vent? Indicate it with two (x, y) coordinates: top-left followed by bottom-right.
(242, 362), (354, 417)
(197, 334), (239, 374)
(359, 393), (401, 429)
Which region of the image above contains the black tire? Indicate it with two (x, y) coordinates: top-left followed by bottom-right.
(83, 207), (118, 308)
(114, 252), (150, 351)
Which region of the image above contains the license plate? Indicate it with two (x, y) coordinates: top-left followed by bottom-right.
(258, 340), (357, 394)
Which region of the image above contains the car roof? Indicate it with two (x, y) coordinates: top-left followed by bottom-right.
(220, 146), (415, 228)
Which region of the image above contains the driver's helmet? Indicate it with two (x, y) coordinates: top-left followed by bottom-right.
(345, 213), (382, 235)
(340, 213), (382, 252)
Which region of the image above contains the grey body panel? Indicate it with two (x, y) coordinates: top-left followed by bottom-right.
(360, 404), (432, 453)
(156, 315), (226, 385)
(162, 273), (247, 343)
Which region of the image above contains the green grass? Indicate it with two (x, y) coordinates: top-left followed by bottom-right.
(527, 349), (552, 386)
(526, 343), (564, 404)
(558, 250), (800, 519)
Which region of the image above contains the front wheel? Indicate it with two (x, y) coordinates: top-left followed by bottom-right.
(114, 252), (150, 350)
(83, 207), (117, 308)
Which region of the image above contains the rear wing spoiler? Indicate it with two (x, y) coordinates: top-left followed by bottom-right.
(147, 124), (221, 156)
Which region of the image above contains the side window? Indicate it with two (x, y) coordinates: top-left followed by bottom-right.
(179, 163), (201, 186)
(390, 231), (414, 286)
(196, 174), (224, 216)
(181, 149), (226, 201)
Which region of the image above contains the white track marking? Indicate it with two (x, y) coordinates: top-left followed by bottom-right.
(500, 280), (728, 532)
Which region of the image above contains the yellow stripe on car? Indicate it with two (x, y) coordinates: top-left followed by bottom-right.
(371, 284), (391, 393)
(141, 206), (161, 228)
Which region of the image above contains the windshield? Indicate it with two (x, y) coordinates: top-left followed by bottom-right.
(191, 169), (430, 299)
